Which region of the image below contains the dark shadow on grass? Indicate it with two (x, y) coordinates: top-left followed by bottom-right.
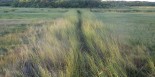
(77, 10), (90, 53)
(76, 10), (95, 77)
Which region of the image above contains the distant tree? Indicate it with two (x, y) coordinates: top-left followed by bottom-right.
(7, 0), (155, 8)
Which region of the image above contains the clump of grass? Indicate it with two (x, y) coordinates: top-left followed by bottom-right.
(3, 10), (9, 13)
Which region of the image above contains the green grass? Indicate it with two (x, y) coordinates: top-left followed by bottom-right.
(91, 6), (155, 13)
(0, 7), (155, 77)
(0, 7), (67, 20)
(94, 12), (155, 53)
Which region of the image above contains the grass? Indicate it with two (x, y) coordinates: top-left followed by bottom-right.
(0, 7), (67, 25)
(94, 11), (155, 56)
(0, 7), (155, 77)
(91, 6), (155, 13)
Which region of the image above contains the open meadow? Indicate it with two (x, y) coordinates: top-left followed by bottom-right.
(0, 7), (155, 77)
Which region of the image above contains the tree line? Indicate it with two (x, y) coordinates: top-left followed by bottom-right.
(0, 0), (155, 8)
(11, 0), (103, 8)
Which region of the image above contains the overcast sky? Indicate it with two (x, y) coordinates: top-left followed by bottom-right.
(125, 0), (155, 2)
(102, 0), (155, 2)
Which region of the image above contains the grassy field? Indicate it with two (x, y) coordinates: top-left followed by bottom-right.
(0, 7), (155, 77)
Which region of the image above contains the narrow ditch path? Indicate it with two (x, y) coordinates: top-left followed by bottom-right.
(76, 10), (90, 53)
(76, 10), (94, 77)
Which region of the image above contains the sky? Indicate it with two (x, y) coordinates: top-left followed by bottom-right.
(125, 0), (155, 2)
(102, 0), (155, 2)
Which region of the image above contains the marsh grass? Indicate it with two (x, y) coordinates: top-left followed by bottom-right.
(0, 10), (80, 77)
(0, 8), (155, 77)
(92, 9), (155, 77)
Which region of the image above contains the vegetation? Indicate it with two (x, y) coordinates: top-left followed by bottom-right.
(0, 0), (155, 8)
(0, 7), (155, 77)
(11, 1), (155, 8)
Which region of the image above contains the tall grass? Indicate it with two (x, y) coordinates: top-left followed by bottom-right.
(0, 9), (155, 77)
(0, 10), (79, 77)
(81, 10), (155, 77)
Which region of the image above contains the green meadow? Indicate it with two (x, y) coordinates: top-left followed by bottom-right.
(0, 7), (155, 77)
